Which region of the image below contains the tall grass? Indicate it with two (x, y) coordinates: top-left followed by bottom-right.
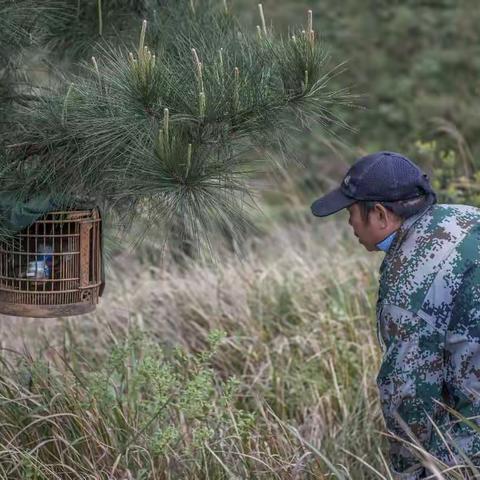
(0, 215), (478, 478)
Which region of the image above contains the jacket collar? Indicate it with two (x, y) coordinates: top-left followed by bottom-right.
(387, 205), (434, 258)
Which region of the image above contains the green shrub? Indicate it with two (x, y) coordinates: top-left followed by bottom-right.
(0, 328), (260, 479)
(415, 140), (480, 207)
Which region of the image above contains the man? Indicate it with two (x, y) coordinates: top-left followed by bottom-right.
(310, 151), (480, 479)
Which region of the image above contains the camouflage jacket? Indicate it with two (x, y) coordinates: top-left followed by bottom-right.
(376, 204), (480, 479)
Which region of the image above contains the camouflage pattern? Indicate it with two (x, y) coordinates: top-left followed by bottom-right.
(376, 204), (480, 479)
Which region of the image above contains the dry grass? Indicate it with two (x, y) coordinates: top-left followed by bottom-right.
(0, 215), (477, 478)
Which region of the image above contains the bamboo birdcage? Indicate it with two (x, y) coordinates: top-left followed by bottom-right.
(0, 209), (103, 318)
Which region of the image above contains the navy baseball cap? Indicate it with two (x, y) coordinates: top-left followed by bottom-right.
(311, 151), (436, 217)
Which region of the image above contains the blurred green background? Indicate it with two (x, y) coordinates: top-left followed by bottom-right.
(239, 0), (480, 155)
(238, 0), (480, 210)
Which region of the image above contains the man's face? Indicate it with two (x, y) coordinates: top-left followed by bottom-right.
(347, 203), (390, 252)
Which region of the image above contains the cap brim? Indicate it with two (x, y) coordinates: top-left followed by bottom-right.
(310, 188), (356, 217)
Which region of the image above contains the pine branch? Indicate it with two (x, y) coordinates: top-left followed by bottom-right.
(1, 2), (353, 255)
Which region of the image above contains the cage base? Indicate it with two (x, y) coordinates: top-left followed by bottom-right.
(0, 302), (96, 318)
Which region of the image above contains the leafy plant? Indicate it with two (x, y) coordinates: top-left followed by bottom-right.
(0, 327), (259, 478)
(415, 140), (480, 207)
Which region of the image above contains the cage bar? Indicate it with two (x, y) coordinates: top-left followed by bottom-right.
(0, 209), (103, 318)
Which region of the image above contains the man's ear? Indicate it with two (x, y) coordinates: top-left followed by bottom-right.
(373, 203), (389, 229)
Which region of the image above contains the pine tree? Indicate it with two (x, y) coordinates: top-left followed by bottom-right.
(1, 1), (351, 258)
(0, 1), (45, 132)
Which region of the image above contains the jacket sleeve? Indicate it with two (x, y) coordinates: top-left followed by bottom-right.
(376, 303), (445, 479)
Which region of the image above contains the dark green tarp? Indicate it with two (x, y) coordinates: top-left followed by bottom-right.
(0, 193), (57, 234)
